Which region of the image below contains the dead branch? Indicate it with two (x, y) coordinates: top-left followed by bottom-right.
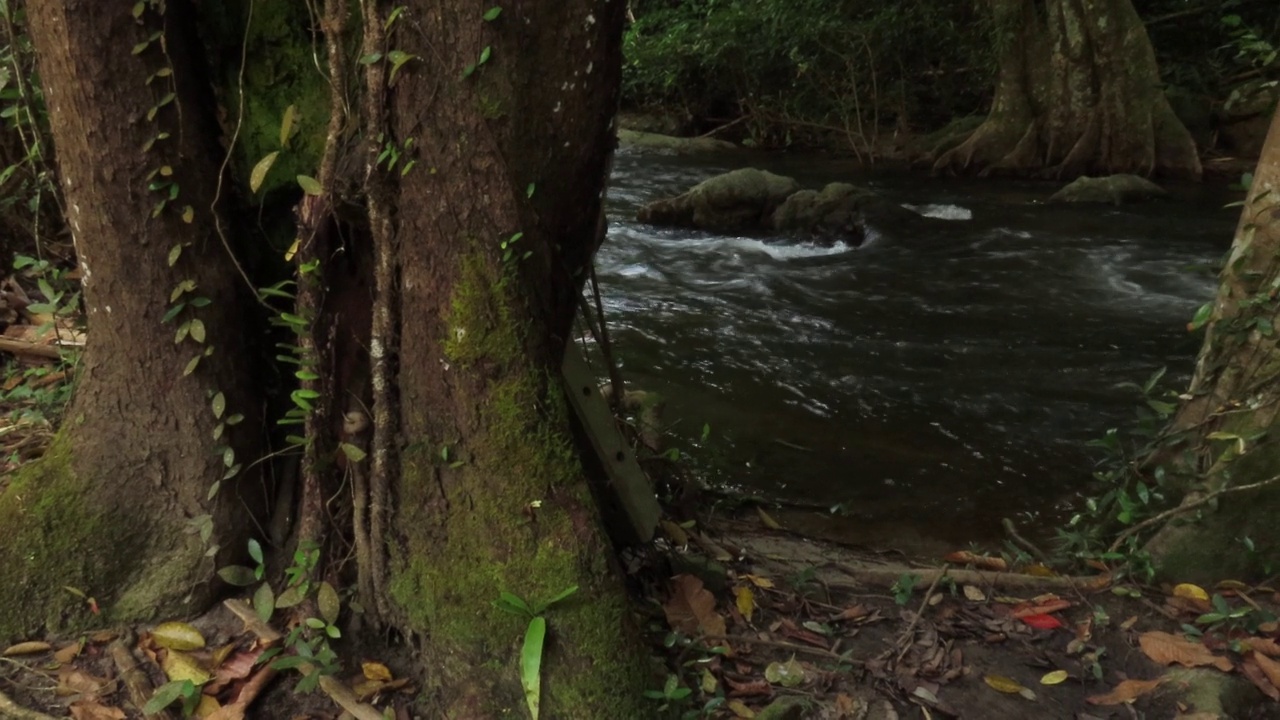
(1108, 472), (1280, 553)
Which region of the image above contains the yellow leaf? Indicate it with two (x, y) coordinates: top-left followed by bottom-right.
(3, 641), (51, 656)
(744, 574), (775, 589)
(1173, 583), (1210, 602)
(249, 151), (279, 193)
(963, 585), (987, 602)
(362, 661), (393, 682)
(162, 650), (211, 685)
(1040, 670), (1069, 685)
(727, 699), (756, 718)
(152, 621), (206, 651)
(284, 237), (300, 262)
(735, 586), (755, 622)
(194, 695), (221, 718)
(181, 205), (194, 224)
(984, 674), (1027, 694)
(700, 668), (717, 694)
(756, 507), (782, 530)
(1024, 563), (1057, 577)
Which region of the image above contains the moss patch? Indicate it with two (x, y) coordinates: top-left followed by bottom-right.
(391, 250), (649, 716)
(0, 436), (138, 641)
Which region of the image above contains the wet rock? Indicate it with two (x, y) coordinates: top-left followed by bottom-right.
(1219, 79), (1279, 158)
(771, 182), (922, 242)
(617, 128), (738, 155)
(636, 168), (800, 232)
(1049, 174), (1168, 205)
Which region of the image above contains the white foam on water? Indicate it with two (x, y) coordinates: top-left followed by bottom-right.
(903, 203), (973, 220)
(719, 237), (854, 259)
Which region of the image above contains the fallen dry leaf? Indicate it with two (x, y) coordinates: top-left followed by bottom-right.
(56, 667), (110, 697)
(756, 507), (782, 530)
(3, 640), (51, 656)
(1139, 631), (1233, 672)
(664, 574), (726, 638)
(1241, 655), (1280, 701)
(1253, 652), (1280, 689)
(734, 586), (756, 623)
(362, 661), (393, 682)
(983, 674), (1027, 694)
(832, 604), (869, 622)
(727, 698), (756, 717)
(1040, 670), (1069, 685)
(743, 574), (774, 589)
(963, 585), (986, 602)
(1241, 636), (1280, 657)
(68, 700), (126, 720)
(1086, 677), (1164, 705)
(54, 641), (83, 664)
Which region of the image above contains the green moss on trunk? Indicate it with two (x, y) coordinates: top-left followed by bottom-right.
(391, 251), (649, 717)
(0, 437), (138, 640)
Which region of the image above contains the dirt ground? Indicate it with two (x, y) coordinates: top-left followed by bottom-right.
(3, 508), (1280, 720)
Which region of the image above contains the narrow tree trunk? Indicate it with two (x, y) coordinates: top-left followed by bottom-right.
(374, 1), (652, 715)
(1142, 105), (1280, 581)
(0, 0), (266, 639)
(934, 0), (1202, 180)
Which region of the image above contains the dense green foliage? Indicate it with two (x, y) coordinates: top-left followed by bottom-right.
(622, 0), (996, 152)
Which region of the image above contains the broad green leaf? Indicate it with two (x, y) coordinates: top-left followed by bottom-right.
(1187, 302), (1212, 331)
(296, 174), (322, 196)
(521, 617), (545, 720)
(218, 565), (257, 587)
(340, 442), (367, 463)
(253, 583), (275, 623)
(144, 680), (192, 714)
(250, 151), (280, 193)
(317, 581), (341, 625)
(276, 585), (306, 609)
(247, 537), (263, 565)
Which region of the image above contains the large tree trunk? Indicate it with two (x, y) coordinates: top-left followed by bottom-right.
(1141, 104), (1280, 582)
(4, 1), (652, 712)
(374, 1), (651, 715)
(0, 0), (267, 640)
(934, 0), (1202, 180)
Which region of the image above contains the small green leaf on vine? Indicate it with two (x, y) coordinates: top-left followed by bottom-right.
(168, 244), (183, 266)
(1187, 302), (1213, 332)
(184, 355), (201, 376)
(296, 175), (322, 196)
(359, 52), (383, 65)
(189, 319), (206, 343)
(386, 6), (406, 29)
(211, 392), (226, 419)
(479, 46), (492, 65)
(132, 1), (146, 19)
(181, 206), (194, 223)
(483, 6), (502, 21)
(340, 443), (368, 463)
(280, 104), (297, 148)
(250, 151), (280, 193)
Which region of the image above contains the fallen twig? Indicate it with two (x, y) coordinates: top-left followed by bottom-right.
(894, 567), (946, 665)
(108, 635), (174, 720)
(1002, 518), (1050, 564)
(699, 634), (858, 663)
(0, 689), (57, 720)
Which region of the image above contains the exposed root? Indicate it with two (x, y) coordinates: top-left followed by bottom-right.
(0, 691), (56, 720)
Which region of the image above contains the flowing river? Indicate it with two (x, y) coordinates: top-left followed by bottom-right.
(595, 149), (1240, 552)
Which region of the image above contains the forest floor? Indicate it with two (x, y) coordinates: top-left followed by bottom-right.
(3, 347), (1280, 719)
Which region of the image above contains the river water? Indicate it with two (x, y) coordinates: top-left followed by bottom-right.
(596, 149), (1239, 551)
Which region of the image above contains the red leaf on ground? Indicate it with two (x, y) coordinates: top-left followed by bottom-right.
(1012, 597), (1072, 618)
(1020, 614), (1063, 630)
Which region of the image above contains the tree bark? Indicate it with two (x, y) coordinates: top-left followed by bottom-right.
(374, 1), (651, 716)
(0, 0), (266, 640)
(934, 0), (1202, 180)
(1142, 103), (1280, 581)
(5, 1), (652, 713)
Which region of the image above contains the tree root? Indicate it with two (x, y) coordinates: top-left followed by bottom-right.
(1110, 473), (1280, 554)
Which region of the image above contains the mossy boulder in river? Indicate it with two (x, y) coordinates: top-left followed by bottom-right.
(637, 169), (926, 243)
(636, 168), (800, 232)
(1049, 174), (1168, 205)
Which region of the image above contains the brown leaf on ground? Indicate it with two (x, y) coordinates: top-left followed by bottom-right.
(2, 641), (51, 656)
(56, 667), (111, 698)
(1085, 677), (1165, 705)
(68, 700), (126, 720)
(1138, 631), (1233, 672)
(1241, 636), (1280, 657)
(831, 605), (869, 622)
(664, 574), (726, 637)
(1241, 655), (1280, 701)
(1253, 651), (1280, 689)
(723, 676), (772, 698)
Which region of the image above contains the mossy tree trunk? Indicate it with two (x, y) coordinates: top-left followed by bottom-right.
(934, 0), (1202, 180)
(6, 0), (652, 712)
(0, 0), (268, 639)
(375, 0), (652, 715)
(1141, 105), (1280, 581)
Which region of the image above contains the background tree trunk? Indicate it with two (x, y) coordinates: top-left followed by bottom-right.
(1143, 104), (1280, 581)
(0, 0), (266, 640)
(378, 1), (652, 716)
(934, 0), (1202, 180)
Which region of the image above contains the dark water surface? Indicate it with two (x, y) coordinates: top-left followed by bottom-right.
(596, 149), (1238, 549)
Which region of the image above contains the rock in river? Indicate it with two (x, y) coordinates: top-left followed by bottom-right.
(636, 168), (801, 233)
(1049, 174), (1168, 205)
